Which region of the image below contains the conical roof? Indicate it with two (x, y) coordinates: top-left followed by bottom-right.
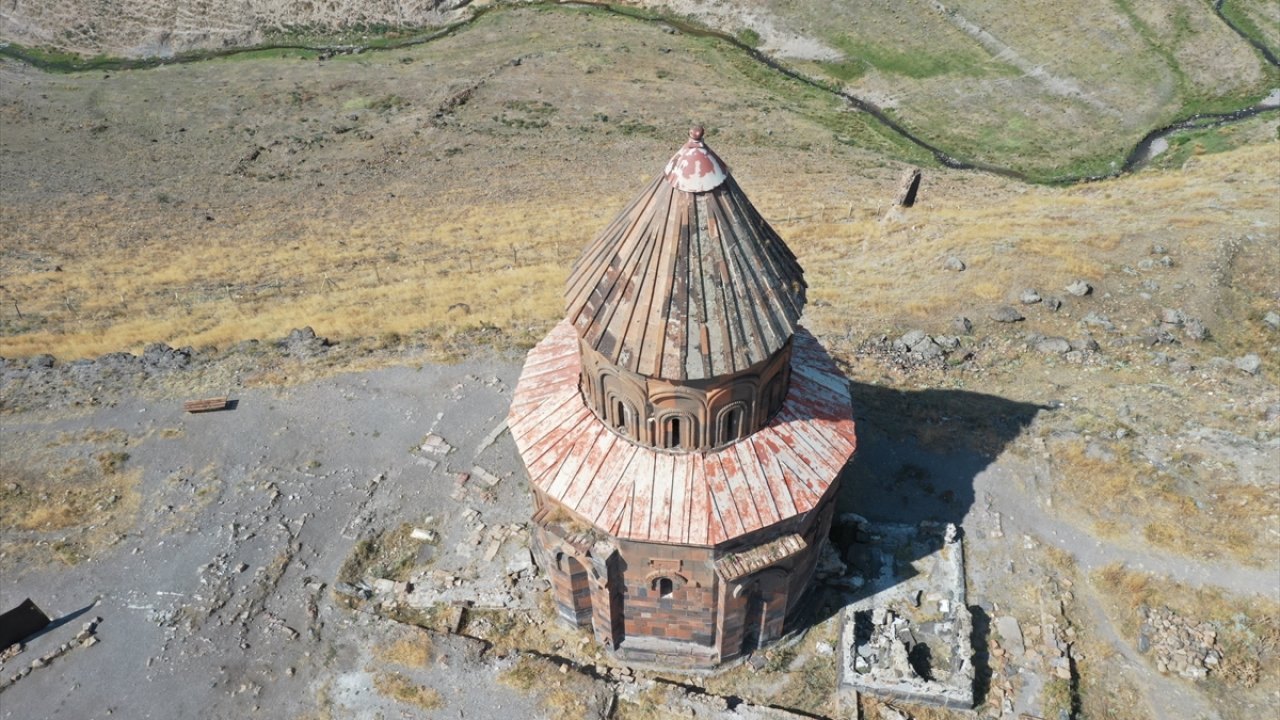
(565, 128), (806, 381)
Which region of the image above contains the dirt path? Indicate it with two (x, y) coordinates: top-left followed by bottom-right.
(972, 460), (1279, 599)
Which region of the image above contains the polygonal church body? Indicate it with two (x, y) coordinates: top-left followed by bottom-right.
(509, 127), (857, 669)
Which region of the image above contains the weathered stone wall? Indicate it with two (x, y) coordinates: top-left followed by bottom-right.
(578, 340), (792, 451)
(614, 540), (718, 646)
(528, 444), (840, 669)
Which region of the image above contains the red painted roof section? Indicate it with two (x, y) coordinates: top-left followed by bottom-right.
(509, 321), (857, 547)
(663, 126), (728, 192)
(564, 128), (807, 382)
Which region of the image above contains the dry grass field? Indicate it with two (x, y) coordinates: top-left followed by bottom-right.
(1, 5), (1277, 365)
(1094, 565), (1280, 717)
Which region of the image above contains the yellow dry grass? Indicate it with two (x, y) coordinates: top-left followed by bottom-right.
(1093, 564), (1280, 697)
(0, 194), (599, 358)
(4, 140), (1277, 361)
(374, 635), (434, 669)
(497, 655), (598, 718)
(371, 671), (444, 710)
(0, 459), (139, 532)
(1048, 439), (1279, 566)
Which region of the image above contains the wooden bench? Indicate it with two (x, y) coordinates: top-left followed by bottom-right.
(183, 396), (229, 413)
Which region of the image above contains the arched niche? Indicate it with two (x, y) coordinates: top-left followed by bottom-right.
(576, 337), (793, 452)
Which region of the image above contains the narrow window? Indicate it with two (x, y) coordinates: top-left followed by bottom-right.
(666, 417), (681, 449)
(718, 406), (743, 445)
(613, 399), (627, 430)
(657, 577), (674, 597)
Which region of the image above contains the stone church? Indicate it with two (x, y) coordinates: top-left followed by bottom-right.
(508, 127), (857, 668)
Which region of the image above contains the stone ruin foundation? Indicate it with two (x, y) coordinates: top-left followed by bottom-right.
(836, 519), (975, 710)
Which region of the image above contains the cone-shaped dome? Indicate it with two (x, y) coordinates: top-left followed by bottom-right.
(565, 128), (806, 381)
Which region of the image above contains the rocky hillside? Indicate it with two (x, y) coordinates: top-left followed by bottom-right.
(0, 0), (470, 57)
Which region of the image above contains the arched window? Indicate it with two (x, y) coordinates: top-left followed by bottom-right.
(661, 414), (697, 450)
(657, 577), (674, 597)
(614, 399), (629, 430)
(605, 393), (637, 439)
(716, 403), (746, 446)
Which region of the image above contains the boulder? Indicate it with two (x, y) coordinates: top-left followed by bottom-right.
(1065, 280), (1093, 297)
(1081, 312), (1115, 332)
(1035, 337), (1072, 354)
(1183, 318), (1208, 341)
(989, 306), (1024, 323)
(1234, 354), (1262, 375)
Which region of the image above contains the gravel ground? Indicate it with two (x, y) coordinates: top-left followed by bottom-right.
(1, 356), (536, 719)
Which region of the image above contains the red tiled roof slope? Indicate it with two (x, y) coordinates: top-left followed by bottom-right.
(508, 321), (856, 547)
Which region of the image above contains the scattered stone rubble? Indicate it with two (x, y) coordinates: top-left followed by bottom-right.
(978, 572), (1083, 719)
(1064, 280), (1092, 297)
(615, 674), (816, 718)
(0, 617), (100, 692)
(837, 521), (975, 710)
(990, 305), (1025, 323)
(858, 330), (971, 369)
(1138, 606), (1221, 680)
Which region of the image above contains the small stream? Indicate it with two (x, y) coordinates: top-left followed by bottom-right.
(1215, 0), (1279, 67)
(1, 0), (1276, 185)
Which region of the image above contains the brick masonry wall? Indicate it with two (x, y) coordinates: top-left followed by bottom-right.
(529, 483), (840, 667)
(616, 540), (719, 646)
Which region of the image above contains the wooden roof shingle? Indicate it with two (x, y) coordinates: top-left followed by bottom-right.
(564, 128), (807, 382)
(509, 321), (856, 547)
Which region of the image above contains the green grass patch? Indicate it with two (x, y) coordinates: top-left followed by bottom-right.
(1219, 0), (1280, 57)
(821, 33), (998, 81)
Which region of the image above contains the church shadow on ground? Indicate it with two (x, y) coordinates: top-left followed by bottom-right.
(795, 380), (1050, 634)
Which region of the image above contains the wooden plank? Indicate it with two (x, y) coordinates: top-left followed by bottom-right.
(597, 186), (670, 366)
(184, 397), (228, 413)
(686, 453), (714, 546)
(649, 450), (677, 543)
(590, 444), (640, 533)
(637, 190), (681, 376)
(522, 404), (594, 481)
(762, 427), (822, 510)
(791, 361), (853, 404)
(668, 454), (692, 544)
(783, 401), (846, 462)
(703, 452), (745, 543)
(564, 175), (663, 307)
(558, 428), (620, 511)
(582, 187), (667, 361)
(708, 195), (766, 371)
(717, 189), (790, 347)
(748, 433), (800, 518)
(544, 420), (608, 501)
(719, 444), (764, 535)
(515, 349), (579, 384)
(661, 209), (692, 379)
(733, 440), (781, 528)
(510, 384), (580, 453)
(627, 449), (657, 542)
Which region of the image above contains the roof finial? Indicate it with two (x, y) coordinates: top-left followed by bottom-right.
(689, 125), (705, 142)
